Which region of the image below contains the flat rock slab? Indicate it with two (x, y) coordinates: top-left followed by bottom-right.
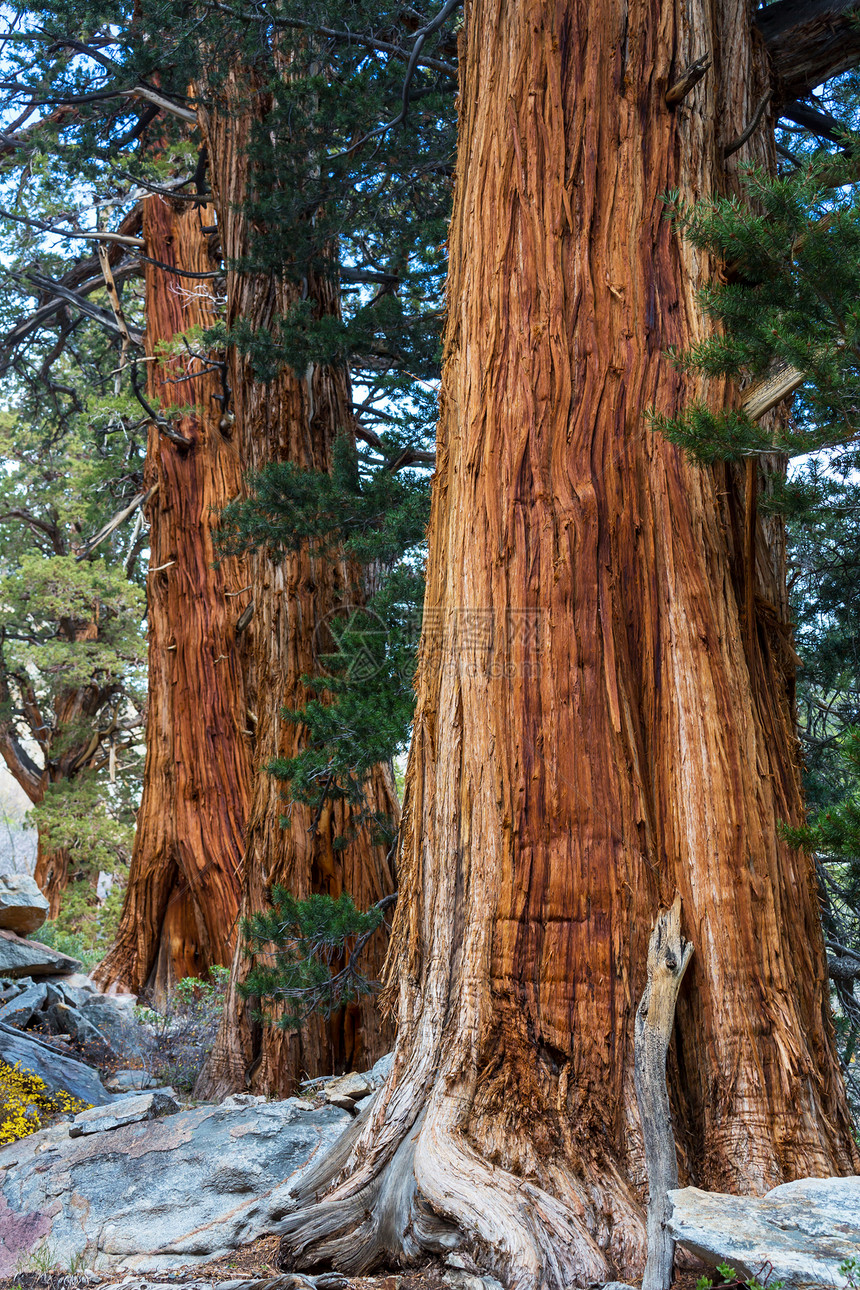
(0, 1021), (112, 1107)
(0, 929), (81, 977)
(69, 1090), (180, 1136)
(0, 877), (49, 935)
(668, 1176), (860, 1290)
(0, 1097), (351, 1276)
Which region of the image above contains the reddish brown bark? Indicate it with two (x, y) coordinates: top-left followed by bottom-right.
(93, 195), (252, 999)
(277, 2), (858, 1286)
(193, 82), (397, 1098)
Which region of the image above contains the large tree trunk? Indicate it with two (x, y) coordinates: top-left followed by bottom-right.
(32, 681), (114, 917)
(93, 195), (252, 999)
(276, 2), (859, 1286)
(193, 83), (398, 1099)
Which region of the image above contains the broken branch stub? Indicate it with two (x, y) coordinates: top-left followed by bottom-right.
(634, 895), (694, 1290)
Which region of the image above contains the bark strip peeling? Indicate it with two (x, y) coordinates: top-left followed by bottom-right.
(634, 897), (694, 1290)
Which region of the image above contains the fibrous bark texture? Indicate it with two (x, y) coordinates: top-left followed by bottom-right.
(276, 2), (859, 1286)
(193, 84), (397, 1098)
(94, 195), (251, 999)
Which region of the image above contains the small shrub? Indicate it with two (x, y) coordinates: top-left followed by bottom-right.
(134, 966), (229, 1091)
(841, 1258), (860, 1290)
(695, 1262), (785, 1290)
(0, 1061), (90, 1145)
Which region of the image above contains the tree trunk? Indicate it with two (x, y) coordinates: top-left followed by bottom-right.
(93, 195), (251, 1000)
(34, 834), (71, 920)
(276, 2), (859, 1286)
(32, 681), (114, 916)
(193, 82), (398, 1099)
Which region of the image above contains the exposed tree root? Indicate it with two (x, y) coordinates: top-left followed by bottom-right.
(277, 1049), (646, 1290)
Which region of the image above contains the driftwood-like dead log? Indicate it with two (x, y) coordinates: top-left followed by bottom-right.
(634, 896), (694, 1290)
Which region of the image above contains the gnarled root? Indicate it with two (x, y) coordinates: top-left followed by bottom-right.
(276, 1058), (646, 1290)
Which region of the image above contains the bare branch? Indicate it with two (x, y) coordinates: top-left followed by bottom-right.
(75, 483), (158, 561)
(757, 0), (860, 101)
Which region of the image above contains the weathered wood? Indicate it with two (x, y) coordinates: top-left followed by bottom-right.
(741, 359), (803, 422)
(666, 56), (711, 108)
(634, 897), (694, 1290)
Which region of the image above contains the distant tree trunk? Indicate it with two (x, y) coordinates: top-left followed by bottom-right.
(17, 680), (113, 917)
(93, 194), (252, 1000)
(276, 1), (859, 1286)
(194, 82), (397, 1099)
(31, 681), (105, 915)
(33, 837), (70, 919)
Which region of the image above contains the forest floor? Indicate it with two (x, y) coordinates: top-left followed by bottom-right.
(27, 1232), (709, 1290)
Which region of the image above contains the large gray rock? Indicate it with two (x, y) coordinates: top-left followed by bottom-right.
(668, 1176), (860, 1290)
(69, 1090), (179, 1137)
(0, 1021), (112, 1108)
(0, 1096), (351, 1276)
(0, 876), (49, 935)
(0, 929), (81, 977)
(43, 1001), (113, 1061)
(80, 995), (146, 1060)
(103, 1069), (158, 1093)
(0, 980), (47, 1027)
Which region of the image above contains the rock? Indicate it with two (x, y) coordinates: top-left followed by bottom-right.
(69, 1090), (180, 1136)
(0, 929), (81, 977)
(0, 875), (49, 935)
(103, 1069), (158, 1093)
(326, 1091), (360, 1111)
(323, 1070), (373, 1105)
(443, 1252), (504, 1290)
(0, 976), (24, 1001)
(0, 1021), (112, 1107)
(367, 1050), (394, 1088)
(43, 1001), (113, 1061)
(55, 976), (98, 1008)
(221, 1092), (266, 1108)
(668, 1176), (860, 1290)
(0, 979), (47, 1027)
(0, 1095), (351, 1275)
(80, 996), (146, 1058)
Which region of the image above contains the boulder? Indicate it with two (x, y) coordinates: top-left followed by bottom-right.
(42, 1001), (113, 1063)
(668, 1176), (860, 1290)
(0, 1095), (351, 1275)
(367, 1050), (394, 1088)
(0, 876), (49, 935)
(0, 980), (47, 1027)
(0, 1021), (112, 1107)
(322, 1070), (373, 1107)
(80, 996), (146, 1059)
(0, 929), (81, 978)
(103, 1069), (158, 1093)
(55, 976), (98, 1008)
(69, 1089), (180, 1137)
